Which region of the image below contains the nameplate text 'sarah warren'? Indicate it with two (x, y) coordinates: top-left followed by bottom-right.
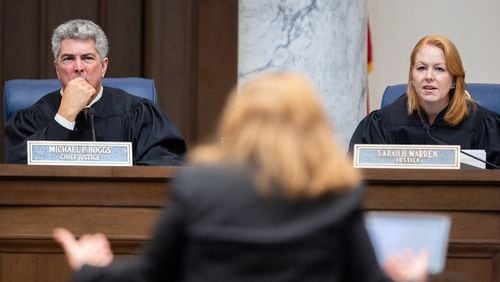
(353, 144), (460, 169)
(27, 141), (133, 166)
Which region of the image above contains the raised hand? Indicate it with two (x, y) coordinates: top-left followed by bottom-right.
(53, 227), (114, 270)
(383, 249), (429, 282)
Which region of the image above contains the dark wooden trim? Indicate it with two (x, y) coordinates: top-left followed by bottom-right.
(195, 0), (238, 141)
(0, 166), (499, 281)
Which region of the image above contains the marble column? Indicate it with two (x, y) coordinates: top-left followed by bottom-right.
(239, 0), (367, 149)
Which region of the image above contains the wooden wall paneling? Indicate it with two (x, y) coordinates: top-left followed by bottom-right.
(0, 240), (146, 282)
(43, 0), (99, 29)
(0, 165), (169, 282)
(1, 253), (39, 281)
(1, 253), (70, 281)
(1, 0), (44, 162)
(143, 0), (197, 146)
(1, 166), (500, 281)
(99, 0), (143, 77)
(440, 257), (492, 282)
(196, 0), (238, 141)
(39, 0), (57, 79)
(0, 207), (160, 237)
(2, 0), (42, 79)
(494, 251), (500, 282)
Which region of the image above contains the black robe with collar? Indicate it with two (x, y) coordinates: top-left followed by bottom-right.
(5, 86), (186, 165)
(349, 95), (500, 168)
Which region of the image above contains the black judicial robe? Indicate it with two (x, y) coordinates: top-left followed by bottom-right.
(5, 86), (187, 165)
(349, 95), (500, 168)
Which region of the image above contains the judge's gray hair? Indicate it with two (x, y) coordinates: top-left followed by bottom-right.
(51, 19), (108, 60)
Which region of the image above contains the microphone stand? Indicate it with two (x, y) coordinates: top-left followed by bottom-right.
(84, 108), (97, 142)
(423, 124), (499, 169)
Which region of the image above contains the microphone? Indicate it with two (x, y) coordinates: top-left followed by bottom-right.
(423, 124), (500, 169)
(83, 108), (96, 142)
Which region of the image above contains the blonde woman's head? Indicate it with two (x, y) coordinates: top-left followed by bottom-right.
(190, 72), (360, 198)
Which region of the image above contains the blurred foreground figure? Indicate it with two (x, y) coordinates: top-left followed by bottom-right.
(54, 72), (428, 281)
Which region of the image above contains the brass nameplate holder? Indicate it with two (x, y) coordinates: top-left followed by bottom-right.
(27, 140), (133, 166)
(353, 144), (460, 169)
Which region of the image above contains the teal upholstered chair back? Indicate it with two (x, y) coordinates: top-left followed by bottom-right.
(3, 77), (157, 122)
(381, 83), (500, 115)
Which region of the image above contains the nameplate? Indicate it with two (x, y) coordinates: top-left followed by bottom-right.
(353, 144), (460, 169)
(27, 141), (133, 166)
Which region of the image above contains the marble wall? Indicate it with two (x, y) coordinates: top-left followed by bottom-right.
(239, 0), (367, 149)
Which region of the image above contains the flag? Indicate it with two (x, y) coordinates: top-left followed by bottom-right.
(367, 22), (373, 73)
(366, 21), (373, 113)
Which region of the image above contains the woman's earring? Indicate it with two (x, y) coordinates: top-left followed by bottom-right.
(451, 82), (456, 89)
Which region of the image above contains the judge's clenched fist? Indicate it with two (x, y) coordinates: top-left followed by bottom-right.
(57, 77), (97, 122)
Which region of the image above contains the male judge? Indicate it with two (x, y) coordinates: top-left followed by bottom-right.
(5, 19), (186, 165)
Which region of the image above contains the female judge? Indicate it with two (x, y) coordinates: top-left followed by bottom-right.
(350, 35), (500, 168)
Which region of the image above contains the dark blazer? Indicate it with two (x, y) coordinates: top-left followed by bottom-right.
(73, 165), (390, 282)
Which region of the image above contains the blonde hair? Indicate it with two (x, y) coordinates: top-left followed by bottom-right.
(189, 72), (360, 199)
(407, 35), (472, 125)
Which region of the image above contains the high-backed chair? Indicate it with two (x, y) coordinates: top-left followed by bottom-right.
(381, 83), (500, 115)
(3, 77), (158, 122)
